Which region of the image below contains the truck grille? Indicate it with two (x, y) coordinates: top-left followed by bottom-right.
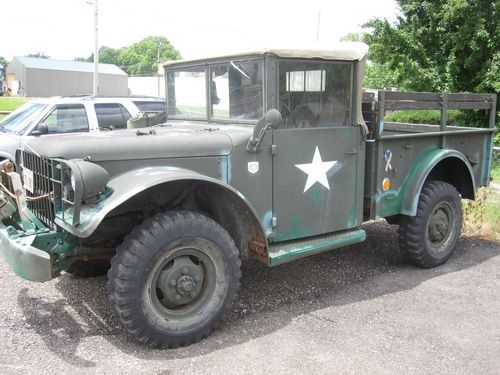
(17, 150), (55, 227)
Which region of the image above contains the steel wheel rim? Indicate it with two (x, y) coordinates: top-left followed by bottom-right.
(147, 246), (217, 320)
(426, 201), (454, 252)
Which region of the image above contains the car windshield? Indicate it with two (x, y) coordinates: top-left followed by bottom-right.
(166, 58), (264, 122)
(0, 102), (48, 134)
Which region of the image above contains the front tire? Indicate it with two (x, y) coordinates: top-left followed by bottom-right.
(107, 211), (241, 348)
(398, 180), (462, 268)
(67, 260), (111, 278)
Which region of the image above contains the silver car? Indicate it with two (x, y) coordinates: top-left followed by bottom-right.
(0, 95), (165, 163)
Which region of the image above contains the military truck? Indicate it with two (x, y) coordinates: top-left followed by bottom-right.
(0, 43), (497, 348)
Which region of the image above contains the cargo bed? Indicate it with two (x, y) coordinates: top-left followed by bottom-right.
(362, 91), (497, 220)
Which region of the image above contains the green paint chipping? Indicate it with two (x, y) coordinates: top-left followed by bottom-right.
(0, 227), (53, 282)
(274, 216), (314, 242)
(269, 229), (366, 266)
(379, 190), (402, 217)
(310, 189), (324, 203)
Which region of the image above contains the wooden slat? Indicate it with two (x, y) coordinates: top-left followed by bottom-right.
(448, 93), (493, 102)
(385, 101), (441, 110)
(448, 101), (493, 110)
(362, 92), (375, 100)
(383, 91), (441, 101)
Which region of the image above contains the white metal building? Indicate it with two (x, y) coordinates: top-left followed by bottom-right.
(6, 57), (128, 97)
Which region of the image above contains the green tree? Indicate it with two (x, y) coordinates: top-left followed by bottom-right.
(364, 63), (398, 89)
(80, 46), (124, 64)
(0, 56), (8, 79)
(364, 0), (499, 94)
(340, 32), (367, 43)
(99, 46), (123, 64)
(26, 52), (50, 59)
(117, 36), (180, 76)
(75, 36), (180, 76)
(340, 32), (398, 89)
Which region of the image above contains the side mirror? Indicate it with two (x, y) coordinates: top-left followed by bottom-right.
(31, 123), (48, 136)
(246, 109), (282, 152)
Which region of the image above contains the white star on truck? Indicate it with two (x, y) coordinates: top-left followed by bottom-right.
(294, 146), (338, 193)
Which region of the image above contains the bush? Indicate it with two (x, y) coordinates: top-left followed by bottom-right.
(384, 110), (460, 125)
(491, 162), (500, 182)
(462, 187), (500, 241)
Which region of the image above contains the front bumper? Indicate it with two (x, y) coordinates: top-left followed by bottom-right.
(0, 226), (52, 282)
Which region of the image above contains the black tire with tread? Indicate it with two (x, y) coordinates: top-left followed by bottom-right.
(107, 210), (241, 348)
(398, 180), (462, 268)
(67, 260), (111, 278)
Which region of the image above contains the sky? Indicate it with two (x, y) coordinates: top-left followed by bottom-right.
(2, 0), (399, 62)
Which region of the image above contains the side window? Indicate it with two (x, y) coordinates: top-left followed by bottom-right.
(278, 61), (353, 129)
(41, 105), (89, 134)
(167, 68), (207, 119)
(95, 103), (132, 129)
(209, 59), (264, 120)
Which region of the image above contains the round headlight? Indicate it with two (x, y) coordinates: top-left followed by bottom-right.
(70, 160), (110, 201)
(70, 171), (76, 190)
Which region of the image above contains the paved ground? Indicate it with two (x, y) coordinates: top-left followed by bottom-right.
(0, 221), (499, 374)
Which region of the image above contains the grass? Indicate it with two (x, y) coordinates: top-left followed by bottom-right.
(463, 162), (500, 240)
(0, 97), (30, 112)
(463, 187), (500, 241)
(491, 162), (500, 182)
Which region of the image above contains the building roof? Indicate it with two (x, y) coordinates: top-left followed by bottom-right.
(164, 42), (369, 68)
(14, 56), (127, 76)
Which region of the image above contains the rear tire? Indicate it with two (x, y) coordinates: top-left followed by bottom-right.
(398, 180), (462, 268)
(107, 210), (241, 348)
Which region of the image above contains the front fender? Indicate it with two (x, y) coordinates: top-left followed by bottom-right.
(400, 149), (475, 216)
(55, 166), (265, 239)
(0, 151), (15, 164)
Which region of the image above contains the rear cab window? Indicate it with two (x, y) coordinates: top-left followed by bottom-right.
(95, 103), (132, 129)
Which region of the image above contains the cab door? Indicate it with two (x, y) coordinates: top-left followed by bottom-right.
(272, 60), (359, 242)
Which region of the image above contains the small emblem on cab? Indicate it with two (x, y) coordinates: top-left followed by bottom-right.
(248, 161), (259, 174)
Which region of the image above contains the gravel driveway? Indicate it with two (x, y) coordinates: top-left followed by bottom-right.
(1, 221), (499, 374)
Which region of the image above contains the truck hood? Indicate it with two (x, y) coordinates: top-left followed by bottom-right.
(22, 122), (253, 161)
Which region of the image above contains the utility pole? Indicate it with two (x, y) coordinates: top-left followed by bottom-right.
(316, 10), (321, 42)
(157, 46), (160, 97)
(93, 0), (99, 96)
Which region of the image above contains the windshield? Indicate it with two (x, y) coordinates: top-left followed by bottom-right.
(166, 58), (264, 122)
(0, 102), (48, 134)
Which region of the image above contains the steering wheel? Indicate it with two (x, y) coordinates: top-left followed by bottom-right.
(279, 101), (317, 129)
(292, 105), (317, 128)
(279, 101), (297, 129)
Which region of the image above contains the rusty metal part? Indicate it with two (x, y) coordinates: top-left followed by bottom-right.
(0, 159), (15, 173)
(249, 240), (267, 257)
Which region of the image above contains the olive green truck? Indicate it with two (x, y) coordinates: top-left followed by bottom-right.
(0, 43), (497, 348)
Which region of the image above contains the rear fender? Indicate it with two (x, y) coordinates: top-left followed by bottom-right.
(400, 149), (475, 216)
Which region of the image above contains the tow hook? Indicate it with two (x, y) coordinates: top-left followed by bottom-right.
(0, 191), (17, 220)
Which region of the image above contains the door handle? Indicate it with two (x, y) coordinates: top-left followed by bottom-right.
(345, 149), (357, 155)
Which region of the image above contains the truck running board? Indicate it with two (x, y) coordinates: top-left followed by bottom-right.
(268, 229), (366, 267)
